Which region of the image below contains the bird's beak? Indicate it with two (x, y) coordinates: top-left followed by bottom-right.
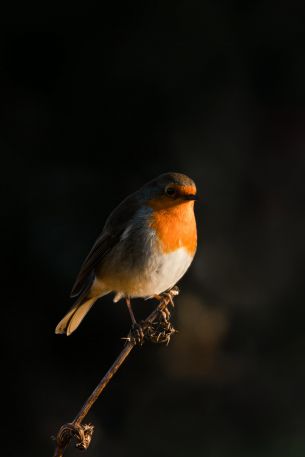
(183, 194), (198, 201)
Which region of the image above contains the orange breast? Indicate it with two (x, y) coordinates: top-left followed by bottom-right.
(148, 200), (197, 255)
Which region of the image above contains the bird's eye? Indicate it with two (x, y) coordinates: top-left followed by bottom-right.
(165, 187), (176, 197)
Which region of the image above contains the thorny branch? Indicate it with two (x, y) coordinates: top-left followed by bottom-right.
(52, 286), (179, 457)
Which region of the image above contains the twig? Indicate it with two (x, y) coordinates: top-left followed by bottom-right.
(52, 287), (179, 456)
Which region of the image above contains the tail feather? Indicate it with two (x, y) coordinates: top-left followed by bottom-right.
(55, 297), (97, 336)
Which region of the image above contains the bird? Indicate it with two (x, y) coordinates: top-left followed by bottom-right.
(55, 172), (198, 336)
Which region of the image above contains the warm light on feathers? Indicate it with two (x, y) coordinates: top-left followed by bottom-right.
(148, 192), (197, 255)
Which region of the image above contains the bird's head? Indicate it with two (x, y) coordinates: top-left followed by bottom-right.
(141, 172), (198, 210)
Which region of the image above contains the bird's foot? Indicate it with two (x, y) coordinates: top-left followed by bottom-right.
(123, 287), (179, 346)
(144, 286), (179, 344)
(123, 321), (147, 346)
(155, 286), (180, 308)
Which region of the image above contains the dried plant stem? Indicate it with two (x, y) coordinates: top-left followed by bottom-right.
(53, 287), (179, 457)
(74, 343), (133, 425)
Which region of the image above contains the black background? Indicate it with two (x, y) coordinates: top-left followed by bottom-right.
(2, 2), (305, 456)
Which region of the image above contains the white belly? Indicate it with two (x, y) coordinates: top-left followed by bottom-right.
(147, 247), (193, 295)
(111, 247), (194, 300)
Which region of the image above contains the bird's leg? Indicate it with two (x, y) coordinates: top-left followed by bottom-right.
(124, 287), (179, 346)
(153, 301), (171, 321)
(158, 286), (179, 307)
(143, 286), (179, 344)
(153, 286), (180, 320)
(125, 297), (137, 326)
(125, 297), (145, 345)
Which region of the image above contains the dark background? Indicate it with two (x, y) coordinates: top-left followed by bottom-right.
(2, 2), (305, 456)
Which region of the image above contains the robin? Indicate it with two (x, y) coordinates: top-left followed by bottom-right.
(55, 172), (198, 336)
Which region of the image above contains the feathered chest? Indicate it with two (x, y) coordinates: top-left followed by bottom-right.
(148, 201), (197, 255)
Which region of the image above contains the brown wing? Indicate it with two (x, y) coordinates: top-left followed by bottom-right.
(70, 191), (140, 298)
(70, 232), (116, 297)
